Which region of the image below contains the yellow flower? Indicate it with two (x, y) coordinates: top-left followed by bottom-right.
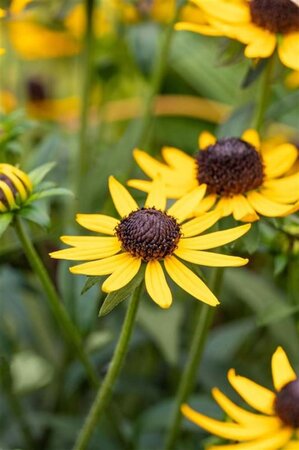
(176, 0), (299, 71)
(121, 0), (175, 24)
(0, 164), (32, 212)
(50, 176), (250, 309)
(128, 129), (299, 222)
(182, 347), (299, 450)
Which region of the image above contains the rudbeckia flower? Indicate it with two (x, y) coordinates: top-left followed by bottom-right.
(128, 129), (299, 222)
(0, 163), (32, 213)
(176, 0), (299, 71)
(182, 347), (299, 450)
(50, 176), (250, 309)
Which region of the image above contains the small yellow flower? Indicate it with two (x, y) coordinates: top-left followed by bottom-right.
(0, 164), (32, 213)
(50, 176), (250, 309)
(128, 129), (299, 222)
(177, 0), (299, 71)
(182, 347), (299, 450)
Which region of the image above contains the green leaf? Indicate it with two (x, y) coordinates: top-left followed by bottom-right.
(241, 59), (268, 88)
(28, 162), (56, 185)
(0, 213), (13, 238)
(81, 276), (104, 294)
(30, 187), (73, 201)
(99, 265), (145, 317)
(18, 203), (50, 228)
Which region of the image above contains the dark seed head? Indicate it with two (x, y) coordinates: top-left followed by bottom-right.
(250, 0), (299, 34)
(115, 207), (181, 261)
(196, 137), (264, 197)
(275, 378), (299, 427)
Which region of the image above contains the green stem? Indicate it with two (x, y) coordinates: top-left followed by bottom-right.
(14, 216), (98, 388)
(76, 0), (95, 205)
(251, 56), (275, 132)
(163, 267), (224, 450)
(137, 3), (183, 148)
(73, 283), (142, 450)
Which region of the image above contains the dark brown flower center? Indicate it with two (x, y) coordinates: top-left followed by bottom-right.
(115, 208), (181, 261)
(0, 174), (18, 207)
(250, 0), (299, 34)
(275, 378), (299, 427)
(196, 137), (264, 197)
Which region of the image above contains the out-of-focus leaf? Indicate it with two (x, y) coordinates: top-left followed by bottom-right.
(30, 187), (73, 201)
(99, 266), (145, 317)
(27, 162), (56, 185)
(217, 104), (254, 138)
(0, 213), (13, 238)
(274, 254), (288, 276)
(18, 203), (50, 228)
(81, 276), (103, 295)
(241, 59), (268, 88)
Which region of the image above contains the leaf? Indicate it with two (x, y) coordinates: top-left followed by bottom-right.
(30, 187), (73, 201)
(81, 276), (104, 295)
(241, 59), (268, 88)
(18, 203), (50, 228)
(28, 162), (56, 185)
(0, 213), (13, 238)
(99, 265), (145, 317)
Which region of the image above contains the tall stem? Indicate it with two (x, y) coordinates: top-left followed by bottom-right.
(163, 267), (224, 450)
(14, 216), (98, 388)
(73, 283), (142, 450)
(251, 56), (275, 132)
(137, 3), (183, 148)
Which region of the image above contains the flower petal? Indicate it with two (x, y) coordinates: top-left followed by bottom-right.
(161, 146), (195, 171)
(198, 131), (216, 149)
(76, 214), (119, 235)
(279, 32), (299, 71)
(272, 347), (297, 392)
(214, 196), (234, 217)
(133, 149), (176, 181)
(181, 210), (221, 237)
(69, 253), (130, 275)
(145, 177), (167, 210)
(263, 143), (298, 179)
(247, 191), (296, 217)
(241, 129), (260, 150)
(207, 428), (293, 450)
(145, 260), (172, 308)
(190, 0), (251, 23)
(164, 256), (219, 306)
(179, 224), (251, 250)
(50, 238), (121, 261)
(244, 29), (276, 58)
(232, 194), (259, 222)
(102, 257), (141, 292)
(109, 176), (138, 218)
(167, 185), (207, 223)
(193, 194), (217, 215)
(175, 248), (248, 267)
(228, 369), (275, 415)
(181, 404), (275, 441)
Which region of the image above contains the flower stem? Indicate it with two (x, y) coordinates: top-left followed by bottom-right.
(73, 283), (142, 450)
(163, 267), (224, 450)
(137, 3), (183, 148)
(14, 216), (98, 388)
(252, 55), (275, 132)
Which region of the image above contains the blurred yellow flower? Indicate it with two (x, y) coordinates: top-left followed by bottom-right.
(121, 0), (175, 24)
(182, 347), (299, 450)
(128, 129), (299, 222)
(177, 0), (299, 70)
(50, 176), (250, 309)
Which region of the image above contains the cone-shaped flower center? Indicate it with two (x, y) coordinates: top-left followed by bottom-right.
(115, 208), (181, 261)
(250, 0), (299, 34)
(196, 137), (264, 196)
(275, 378), (299, 427)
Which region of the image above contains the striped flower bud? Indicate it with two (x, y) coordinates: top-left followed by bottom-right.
(0, 164), (32, 212)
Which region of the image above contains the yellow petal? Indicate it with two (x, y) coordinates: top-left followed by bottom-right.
(76, 214), (119, 235)
(133, 149), (175, 181)
(228, 369), (275, 415)
(167, 185), (207, 223)
(145, 260), (172, 308)
(161, 146), (195, 171)
(175, 248), (248, 267)
(241, 129), (260, 150)
(262, 173), (299, 203)
(193, 194), (217, 215)
(198, 131), (216, 150)
(190, 0), (251, 23)
(0, 181), (18, 209)
(181, 210), (221, 237)
(279, 33), (299, 71)
(128, 178), (191, 199)
(232, 195), (259, 222)
(214, 196), (234, 217)
(164, 256), (219, 306)
(69, 253), (130, 275)
(109, 176), (138, 218)
(1, 169), (28, 201)
(263, 143), (298, 179)
(284, 440), (299, 450)
(175, 21), (224, 36)
(102, 257), (141, 292)
(271, 347), (297, 392)
(247, 191), (296, 217)
(50, 237), (121, 261)
(181, 404), (275, 441)
(212, 388), (281, 428)
(208, 428), (293, 450)
(145, 177), (167, 210)
(180, 224), (251, 250)
(60, 236), (119, 247)
(244, 29), (276, 58)
(127, 179), (152, 194)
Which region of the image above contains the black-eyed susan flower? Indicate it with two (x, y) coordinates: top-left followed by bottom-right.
(50, 176), (250, 309)
(0, 163), (32, 213)
(176, 0), (299, 71)
(128, 129), (299, 222)
(182, 347), (299, 450)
